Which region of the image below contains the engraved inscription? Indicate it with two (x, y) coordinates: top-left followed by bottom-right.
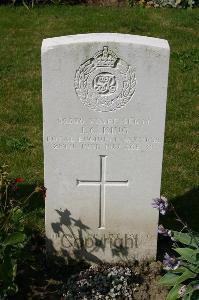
(57, 117), (150, 126)
(47, 115), (161, 152)
(50, 232), (139, 249)
(77, 155), (129, 229)
(74, 46), (136, 112)
(46, 135), (161, 152)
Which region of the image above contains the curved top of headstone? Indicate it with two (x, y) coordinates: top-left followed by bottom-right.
(42, 33), (169, 54)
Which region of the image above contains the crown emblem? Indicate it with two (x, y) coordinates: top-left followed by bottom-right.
(94, 46), (117, 68)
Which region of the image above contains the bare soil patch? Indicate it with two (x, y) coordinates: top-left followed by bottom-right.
(9, 236), (168, 300)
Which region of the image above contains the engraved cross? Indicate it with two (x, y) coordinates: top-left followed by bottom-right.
(77, 155), (129, 229)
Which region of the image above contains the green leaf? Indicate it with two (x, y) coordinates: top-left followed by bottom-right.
(3, 232), (26, 246)
(187, 279), (199, 286)
(182, 295), (191, 300)
(173, 231), (199, 249)
(172, 267), (188, 274)
(184, 285), (195, 296)
(159, 273), (180, 286)
(191, 290), (199, 300)
(0, 256), (17, 282)
(163, 271), (196, 300)
(11, 208), (24, 223)
(166, 284), (182, 300)
(175, 270), (196, 285)
(175, 248), (199, 264)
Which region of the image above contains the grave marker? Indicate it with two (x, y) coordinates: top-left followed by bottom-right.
(42, 33), (170, 262)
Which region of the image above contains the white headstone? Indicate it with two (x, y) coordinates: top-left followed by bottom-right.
(42, 33), (170, 263)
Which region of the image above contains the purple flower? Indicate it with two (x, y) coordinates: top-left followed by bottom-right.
(152, 196), (168, 215)
(163, 253), (180, 270)
(158, 225), (170, 236)
(158, 225), (175, 241)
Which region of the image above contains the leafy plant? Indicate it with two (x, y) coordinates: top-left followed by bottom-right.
(1, 0), (72, 8)
(152, 196), (199, 300)
(0, 164), (44, 299)
(2, 0), (198, 7)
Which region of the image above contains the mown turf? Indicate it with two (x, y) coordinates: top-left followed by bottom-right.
(0, 6), (198, 227)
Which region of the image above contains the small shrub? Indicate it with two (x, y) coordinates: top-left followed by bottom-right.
(152, 196), (199, 300)
(0, 164), (44, 299)
(0, 0), (84, 8)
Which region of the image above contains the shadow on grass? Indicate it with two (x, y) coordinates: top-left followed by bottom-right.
(157, 187), (199, 261)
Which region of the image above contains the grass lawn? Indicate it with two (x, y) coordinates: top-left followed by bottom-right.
(0, 5), (198, 229)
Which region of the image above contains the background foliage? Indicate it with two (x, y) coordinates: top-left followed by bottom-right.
(0, 165), (44, 299)
(1, 0), (199, 7)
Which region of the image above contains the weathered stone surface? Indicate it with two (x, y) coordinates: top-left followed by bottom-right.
(42, 33), (170, 263)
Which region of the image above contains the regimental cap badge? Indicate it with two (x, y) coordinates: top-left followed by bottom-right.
(74, 46), (136, 113)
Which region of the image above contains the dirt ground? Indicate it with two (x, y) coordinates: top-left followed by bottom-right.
(9, 236), (168, 300)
